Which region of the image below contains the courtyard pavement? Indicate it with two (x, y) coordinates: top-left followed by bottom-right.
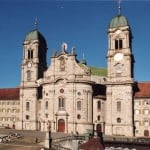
(0, 128), (70, 150)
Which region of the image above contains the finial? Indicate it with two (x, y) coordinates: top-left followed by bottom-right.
(82, 52), (85, 60)
(71, 47), (76, 55)
(118, 0), (122, 15)
(34, 17), (38, 29)
(61, 42), (68, 53)
(81, 52), (86, 65)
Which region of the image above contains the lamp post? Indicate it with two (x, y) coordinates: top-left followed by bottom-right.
(47, 121), (52, 150)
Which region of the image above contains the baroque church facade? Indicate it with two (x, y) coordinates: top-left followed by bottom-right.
(0, 12), (150, 137)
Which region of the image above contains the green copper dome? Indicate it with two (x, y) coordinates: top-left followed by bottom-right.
(109, 15), (128, 29)
(24, 29), (46, 42)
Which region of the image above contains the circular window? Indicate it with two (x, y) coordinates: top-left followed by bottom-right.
(60, 89), (64, 93)
(77, 92), (81, 96)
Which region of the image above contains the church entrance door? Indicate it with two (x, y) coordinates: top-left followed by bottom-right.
(58, 119), (65, 132)
(96, 124), (102, 132)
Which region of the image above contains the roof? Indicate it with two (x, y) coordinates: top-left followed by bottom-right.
(134, 82), (150, 98)
(24, 29), (46, 42)
(109, 15), (128, 29)
(0, 88), (20, 100)
(79, 136), (104, 150)
(89, 66), (107, 77)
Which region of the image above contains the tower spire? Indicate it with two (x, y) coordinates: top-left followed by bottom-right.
(118, 0), (122, 15)
(34, 17), (38, 30)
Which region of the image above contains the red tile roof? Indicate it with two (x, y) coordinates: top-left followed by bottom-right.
(135, 82), (150, 98)
(0, 88), (20, 100)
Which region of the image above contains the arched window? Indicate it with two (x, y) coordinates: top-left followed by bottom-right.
(97, 115), (100, 121)
(115, 39), (123, 49)
(117, 101), (121, 112)
(27, 70), (31, 80)
(77, 114), (81, 119)
(45, 101), (48, 109)
(117, 117), (121, 123)
(97, 101), (101, 112)
(27, 49), (33, 59)
(26, 102), (30, 111)
(58, 97), (65, 110)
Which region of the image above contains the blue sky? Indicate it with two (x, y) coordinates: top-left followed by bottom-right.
(0, 0), (150, 88)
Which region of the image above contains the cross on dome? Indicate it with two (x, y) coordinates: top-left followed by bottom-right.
(118, 0), (122, 15)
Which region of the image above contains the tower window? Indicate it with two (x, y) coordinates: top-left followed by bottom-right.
(115, 39), (123, 49)
(26, 115), (30, 120)
(97, 115), (100, 121)
(45, 101), (48, 109)
(27, 70), (31, 80)
(97, 101), (101, 112)
(117, 101), (121, 112)
(26, 102), (30, 111)
(77, 114), (81, 119)
(58, 97), (65, 110)
(77, 101), (81, 110)
(28, 49), (33, 59)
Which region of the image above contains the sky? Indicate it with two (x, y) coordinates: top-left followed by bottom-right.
(0, 0), (150, 88)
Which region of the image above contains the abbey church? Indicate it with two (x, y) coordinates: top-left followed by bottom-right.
(0, 9), (150, 137)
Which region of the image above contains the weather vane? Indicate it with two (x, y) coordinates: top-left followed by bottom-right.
(118, 0), (122, 15)
(34, 17), (38, 30)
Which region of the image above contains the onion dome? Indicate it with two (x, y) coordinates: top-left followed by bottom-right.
(109, 15), (128, 29)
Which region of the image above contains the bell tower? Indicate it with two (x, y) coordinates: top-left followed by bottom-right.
(19, 29), (47, 130)
(105, 13), (135, 136)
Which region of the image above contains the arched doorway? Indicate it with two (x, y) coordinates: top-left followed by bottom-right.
(58, 119), (65, 132)
(96, 124), (102, 133)
(144, 130), (149, 137)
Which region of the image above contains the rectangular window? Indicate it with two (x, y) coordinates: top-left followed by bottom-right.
(119, 39), (123, 49)
(58, 97), (65, 110)
(117, 101), (121, 112)
(27, 70), (31, 80)
(135, 109), (140, 115)
(45, 113), (48, 118)
(115, 40), (118, 49)
(144, 109), (149, 115)
(45, 101), (48, 109)
(97, 101), (101, 112)
(77, 101), (81, 110)
(135, 101), (140, 106)
(135, 121), (140, 127)
(144, 120), (149, 126)
(26, 102), (30, 111)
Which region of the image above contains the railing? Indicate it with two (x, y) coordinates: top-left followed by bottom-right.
(51, 135), (86, 150)
(52, 135), (86, 143)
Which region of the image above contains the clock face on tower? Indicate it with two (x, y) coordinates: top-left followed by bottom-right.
(114, 53), (123, 61)
(27, 62), (32, 68)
